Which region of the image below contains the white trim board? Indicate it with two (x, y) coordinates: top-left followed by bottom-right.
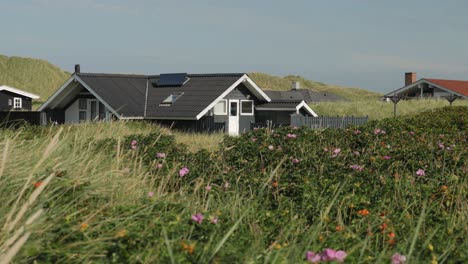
(38, 76), (76, 111)
(296, 101), (318, 117)
(0, 85), (40, 99)
(195, 74), (271, 120)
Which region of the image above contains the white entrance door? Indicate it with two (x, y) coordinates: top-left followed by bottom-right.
(228, 100), (239, 136)
(88, 99), (99, 121)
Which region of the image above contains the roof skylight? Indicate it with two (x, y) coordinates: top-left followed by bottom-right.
(160, 92), (184, 105)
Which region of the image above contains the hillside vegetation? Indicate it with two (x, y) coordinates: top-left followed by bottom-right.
(0, 107), (466, 263)
(249, 72), (382, 101)
(0, 54), (70, 102)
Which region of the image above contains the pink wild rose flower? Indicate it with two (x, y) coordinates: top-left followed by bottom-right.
(415, 169), (425, 177)
(179, 167), (190, 177)
(306, 251), (321, 263)
(350, 165), (364, 172)
(130, 139), (138, 150)
(391, 253), (407, 264)
(156, 152), (166, 158)
(191, 213), (204, 224)
(331, 148), (341, 157)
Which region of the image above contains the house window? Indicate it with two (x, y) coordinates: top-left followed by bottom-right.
(13, 98), (22, 109)
(213, 99), (227, 115)
(8, 99), (12, 106)
(78, 98), (87, 122)
(240, 100), (254, 115)
(160, 92), (183, 105)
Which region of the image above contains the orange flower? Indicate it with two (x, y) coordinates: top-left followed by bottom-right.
(357, 209), (370, 216)
(380, 223), (388, 231)
(440, 185), (448, 192)
(388, 232), (396, 239)
(272, 181), (278, 188)
(80, 223), (89, 232)
(335, 225), (344, 231)
(388, 239), (396, 245)
(181, 242), (195, 255)
(34, 182), (43, 188)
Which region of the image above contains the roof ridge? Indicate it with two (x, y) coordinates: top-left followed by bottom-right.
(77, 72), (148, 78)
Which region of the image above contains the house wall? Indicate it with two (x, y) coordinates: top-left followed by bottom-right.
(64, 95), (110, 124)
(0, 90), (33, 111)
(209, 83), (258, 134)
(65, 99), (80, 123)
(256, 110), (295, 124)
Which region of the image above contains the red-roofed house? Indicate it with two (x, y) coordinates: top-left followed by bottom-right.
(384, 73), (468, 99)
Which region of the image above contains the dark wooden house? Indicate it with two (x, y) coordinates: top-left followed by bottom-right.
(0, 85), (40, 111)
(39, 65), (318, 135)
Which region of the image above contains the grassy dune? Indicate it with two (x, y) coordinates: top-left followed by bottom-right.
(0, 107), (466, 263)
(0, 55), (70, 102)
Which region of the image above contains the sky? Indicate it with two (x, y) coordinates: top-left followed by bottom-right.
(0, 0), (467, 92)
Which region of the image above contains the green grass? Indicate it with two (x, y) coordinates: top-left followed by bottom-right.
(312, 98), (468, 120)
(0, 107), (466, 263)
(0, 54), (70, 105)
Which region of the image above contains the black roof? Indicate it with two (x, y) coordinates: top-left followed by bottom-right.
(77, 72), (244, 118)
(265, 89), (346, 103)
(256, 100), (303, 110)
(146, 74), (243, 119)
(78, 73), (148, 117)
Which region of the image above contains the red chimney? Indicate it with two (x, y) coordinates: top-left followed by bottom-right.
(405, 72), (416, 86)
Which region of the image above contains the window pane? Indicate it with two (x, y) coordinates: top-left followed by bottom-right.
(230, 102), (238, 116)
(13, 98), (22, 108)
(241, 101), (253, 114)
(79, 111), (87, 121)
(162, 93), (183, 104)
(79, 99), (87, 110)
(214, 100), (226, 115)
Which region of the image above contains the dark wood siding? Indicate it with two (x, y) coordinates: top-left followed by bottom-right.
(256, 110), (296, 124)
(154, 116), (225, 133)
(0, 90), (33, 111)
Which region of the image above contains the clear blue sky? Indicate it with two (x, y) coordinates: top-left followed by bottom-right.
(1, 0), (467, 92)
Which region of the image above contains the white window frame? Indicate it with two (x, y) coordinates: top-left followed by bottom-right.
(13, 97), (22, 109)
(213, 99), (227, 115)
(240, 100), (254, 116)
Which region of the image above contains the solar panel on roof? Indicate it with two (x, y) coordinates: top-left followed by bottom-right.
(156, 73), (188, 87)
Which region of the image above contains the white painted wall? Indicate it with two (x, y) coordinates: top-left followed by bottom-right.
(65, 99), (79, 124)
